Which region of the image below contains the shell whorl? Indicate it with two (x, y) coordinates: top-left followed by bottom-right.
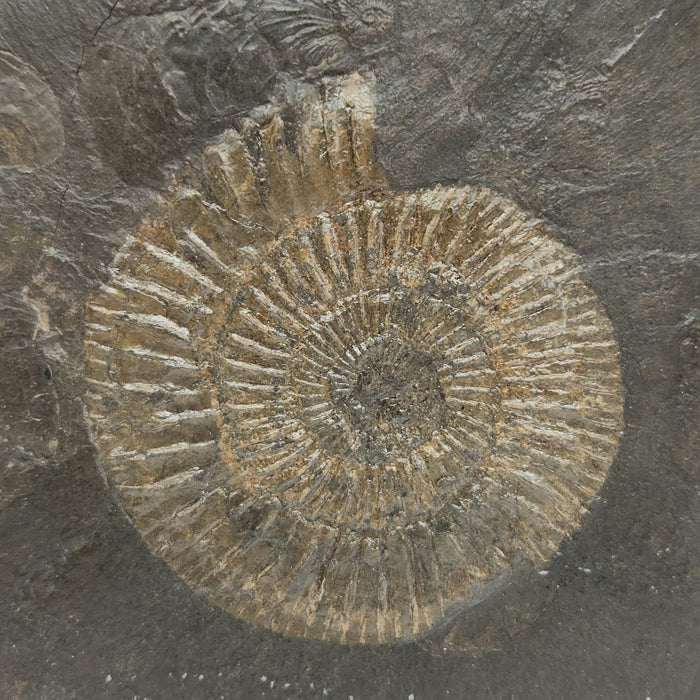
(83, 72), (624, 644)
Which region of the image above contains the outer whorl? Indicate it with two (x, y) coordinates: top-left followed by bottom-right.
(83, 72), (624, 644)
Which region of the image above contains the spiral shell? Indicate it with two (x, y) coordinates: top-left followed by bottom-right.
(83, 73), (624, 644)
(257, 0), (395, 71)
(0, 51), (64, 169)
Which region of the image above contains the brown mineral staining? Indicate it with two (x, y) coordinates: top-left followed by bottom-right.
(0, 51), (64, 168)
(83, 72), (624, 644)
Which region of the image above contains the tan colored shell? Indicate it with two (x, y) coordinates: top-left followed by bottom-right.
(83, 72), (624, 644)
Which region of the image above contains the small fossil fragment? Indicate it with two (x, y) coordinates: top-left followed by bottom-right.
(0, 51), (64, 168)
(83, 72), (624, 644)
(256, 0), (396, 72)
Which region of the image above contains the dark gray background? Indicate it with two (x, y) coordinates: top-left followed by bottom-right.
(0, 1), (698, 698)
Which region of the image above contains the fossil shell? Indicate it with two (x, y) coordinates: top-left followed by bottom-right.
(0, 51), (64, 168)
(79, 7), (275, 186)
(257, 0), (396, 71)
(83, 72), (624, 644)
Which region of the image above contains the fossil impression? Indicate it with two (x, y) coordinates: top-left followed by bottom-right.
(83, 73), (624, 644)
(256, 0), (396, 71)
(0, 51), (64, 168)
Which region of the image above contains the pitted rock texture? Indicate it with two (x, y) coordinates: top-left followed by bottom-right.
(327, 335), (448, 464)
(82, 73), (623, 644)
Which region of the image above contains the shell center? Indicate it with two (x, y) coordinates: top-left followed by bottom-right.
(328, 336), (447, 464)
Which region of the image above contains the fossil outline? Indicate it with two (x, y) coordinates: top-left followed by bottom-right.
(83, 72), (624, 644)
(0, 51), (64, 169)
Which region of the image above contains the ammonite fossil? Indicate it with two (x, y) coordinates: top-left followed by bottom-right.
(79, 6), (276, 185)
(79, 2), (395, 185)
(83, 72), (624, 644)
(257, 0), (396, 70)
(0, 51), (64, 168)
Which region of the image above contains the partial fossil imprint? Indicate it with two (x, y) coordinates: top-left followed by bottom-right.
(79, 0), (397, 184)
(0, 51), (64, 168)
(83, 73), (624, 644)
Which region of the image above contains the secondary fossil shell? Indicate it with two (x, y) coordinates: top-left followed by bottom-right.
(257, 0), (396, 71)
(83, 73), (624, 644)
(0, 51), (64, 168)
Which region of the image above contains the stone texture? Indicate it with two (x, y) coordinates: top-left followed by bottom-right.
(0, 0), (698, 697)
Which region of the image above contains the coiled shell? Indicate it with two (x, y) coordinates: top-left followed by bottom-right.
(83, 73), (624, 644)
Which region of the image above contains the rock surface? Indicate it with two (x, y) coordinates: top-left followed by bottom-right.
(0, 0), (698, 698)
